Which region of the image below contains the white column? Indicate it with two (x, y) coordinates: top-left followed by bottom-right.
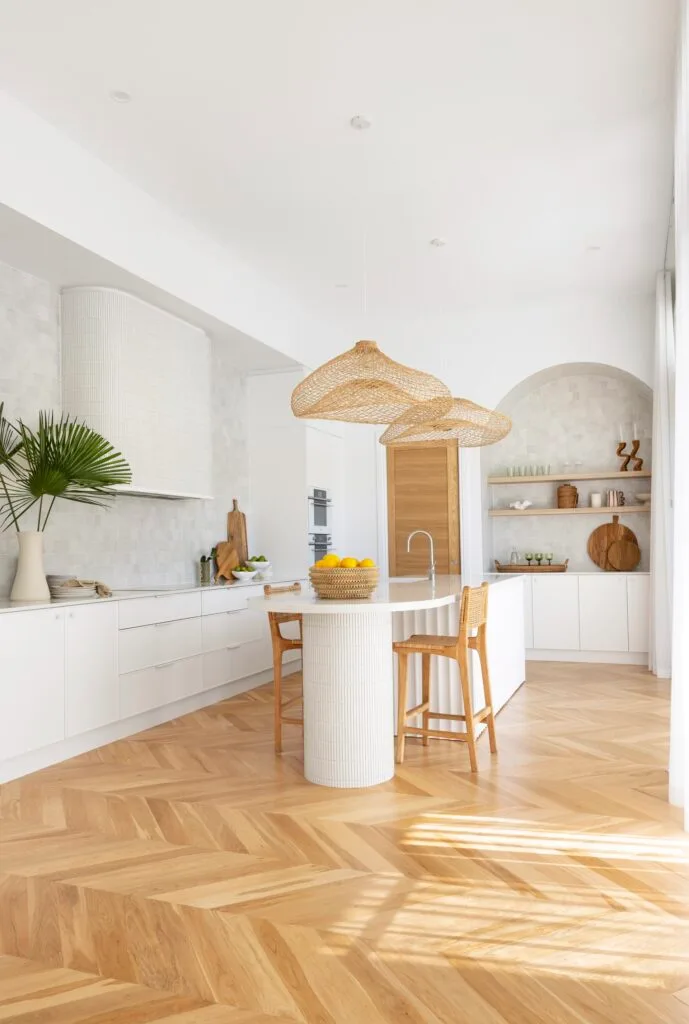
(670, 0), (689, 825)
(302, 612), (395, 787)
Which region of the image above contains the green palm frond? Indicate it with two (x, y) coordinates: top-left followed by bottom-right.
(0, 402), (22, 467)
(0, 409), (131, 530)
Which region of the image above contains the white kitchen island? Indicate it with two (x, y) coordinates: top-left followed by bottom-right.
(251, 574), (525, 788)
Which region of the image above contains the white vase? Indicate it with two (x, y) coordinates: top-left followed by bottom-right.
(10, 531), (50, 602)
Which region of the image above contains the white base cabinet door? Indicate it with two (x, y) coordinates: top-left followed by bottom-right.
(532, 576), (580, 651)
(579, 575), (628, 652)
(627, 575), (650, 654)
(523, 576), (534, 648)
(65, 603), (119, 736)
(0, 608), (65, 759)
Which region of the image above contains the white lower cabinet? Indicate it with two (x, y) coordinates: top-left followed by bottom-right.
(627, 574), (650, 654)
(65, 603), (119, 735)
(120, 655), (204, 718)
(1, 583), (300, 778)
(119, 615), (202, 674)
(0, 608), (65, 759)
(523, 576), (534, 648)
(578, 575), (628, 652)
(532, 575), (580, 650)
(528, 573), (650, 658)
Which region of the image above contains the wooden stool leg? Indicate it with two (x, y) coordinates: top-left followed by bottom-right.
(421, 653), (431, 746)
(478, 626), (498, 755)
(273, 642), (283, 754)
(396, 653), (409, 764)
(457, 647), (478, 773)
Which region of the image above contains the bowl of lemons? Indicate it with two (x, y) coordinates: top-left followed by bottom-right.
(309, 554), (379, 600)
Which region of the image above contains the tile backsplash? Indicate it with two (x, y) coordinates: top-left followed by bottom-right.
(482, 371), (653, 571)
(0, 260), (249, 594)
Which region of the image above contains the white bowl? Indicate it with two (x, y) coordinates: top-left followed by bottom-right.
(636, 492), (651, 504)
(232, 569), (258, 581)
(246, 560), (271, 572)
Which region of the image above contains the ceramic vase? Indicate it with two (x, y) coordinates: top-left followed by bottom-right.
(10, 531), (50, 602)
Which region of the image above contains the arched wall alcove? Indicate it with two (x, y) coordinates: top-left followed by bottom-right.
(481, 362), (653, 572)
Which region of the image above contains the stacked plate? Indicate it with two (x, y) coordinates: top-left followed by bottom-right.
(47, 575), (97, 601)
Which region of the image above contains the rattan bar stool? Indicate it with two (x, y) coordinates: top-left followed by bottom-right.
(265, 582), (303, 753)
(393, 582), (497, 772)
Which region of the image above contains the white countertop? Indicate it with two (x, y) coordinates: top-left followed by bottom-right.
(0, 573), (305, 615)
(250, 573), (518, 615)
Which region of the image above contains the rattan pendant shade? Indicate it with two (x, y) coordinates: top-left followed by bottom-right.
(380, 397), (512, 447)
(290, 340), (452, 424)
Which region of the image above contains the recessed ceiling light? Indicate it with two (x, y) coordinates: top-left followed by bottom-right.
(350, 114), (372, 130)
(586, 244), (601, 251)
(335, 283), (350, 289)
(430, 237), (447, 247)
(110, 90), (132, 104)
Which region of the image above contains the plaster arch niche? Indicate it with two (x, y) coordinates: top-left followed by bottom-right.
(481, 362), (653, 572)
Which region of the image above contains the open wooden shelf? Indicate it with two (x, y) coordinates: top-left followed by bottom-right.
(488, 471), (651, 485)
(489, 505), (650, 517)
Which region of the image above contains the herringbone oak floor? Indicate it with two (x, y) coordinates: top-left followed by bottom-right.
(0, 662), (686, 1023)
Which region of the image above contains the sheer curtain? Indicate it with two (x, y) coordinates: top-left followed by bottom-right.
(649, 272), (675, 679)
(670, 0), (689, 824)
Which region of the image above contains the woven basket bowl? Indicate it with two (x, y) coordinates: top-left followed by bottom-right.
(309, 566), (379, 600)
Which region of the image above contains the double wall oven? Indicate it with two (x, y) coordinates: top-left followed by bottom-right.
(308, 487), (333, 562)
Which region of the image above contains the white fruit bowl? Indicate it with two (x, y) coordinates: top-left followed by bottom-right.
(232, 569), (258, 581)
(246, 560), (271, 572)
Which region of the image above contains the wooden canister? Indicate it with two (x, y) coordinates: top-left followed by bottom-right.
(557, 483), (578, 509)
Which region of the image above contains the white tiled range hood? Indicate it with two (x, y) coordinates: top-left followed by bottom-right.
(61, 287), (212, 499)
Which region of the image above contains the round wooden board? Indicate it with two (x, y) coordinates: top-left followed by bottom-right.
(607, 538), (641, 572)
(587, 515), (638, 571)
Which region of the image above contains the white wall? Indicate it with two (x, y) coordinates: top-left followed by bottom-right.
(363, 294), (655, 405)
(0, 259), (250, 592)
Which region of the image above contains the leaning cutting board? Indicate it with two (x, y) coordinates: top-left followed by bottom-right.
(227, 498), (248, 566)
(607, 538), (641, 572)
(587, 515), (639, 571)
(215, 541), (239, 580)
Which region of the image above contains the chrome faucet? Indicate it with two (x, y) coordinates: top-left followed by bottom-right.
(407, 530), (436, 583)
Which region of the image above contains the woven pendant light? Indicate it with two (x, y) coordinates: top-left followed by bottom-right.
(380, 396), (512, 447)
(290, 340), (452, 424)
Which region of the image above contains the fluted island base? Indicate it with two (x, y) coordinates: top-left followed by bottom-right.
(302, 611), (394, 788)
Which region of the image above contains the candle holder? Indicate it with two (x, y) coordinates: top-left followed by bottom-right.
(616, 439), (643, 472)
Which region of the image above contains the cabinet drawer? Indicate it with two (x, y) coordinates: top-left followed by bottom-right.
(202, 608), (266, 653)
(119, 592), (202, 629)
(119, 616), (203, 673)
(120, 654), (203, 718)
(201, 588), (250, 616)
(203, 647), (240, 690)
(235, 637), (272, 679)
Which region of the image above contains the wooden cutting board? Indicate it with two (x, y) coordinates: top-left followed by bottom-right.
(587, 515), (639, 571)
(607, 538), (641, 572)
(215, 541), (239, 580)
(227, 499), (248, 566)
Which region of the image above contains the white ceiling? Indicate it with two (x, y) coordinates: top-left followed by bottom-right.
(0, 0), (677, 331)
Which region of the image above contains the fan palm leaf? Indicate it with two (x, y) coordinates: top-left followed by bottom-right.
(1, 410), (131, 530)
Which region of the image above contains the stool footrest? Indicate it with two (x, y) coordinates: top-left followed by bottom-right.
(404, 725), (471, 742)
(281, 714), (303, 725)
(405, 701), (431, 716)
